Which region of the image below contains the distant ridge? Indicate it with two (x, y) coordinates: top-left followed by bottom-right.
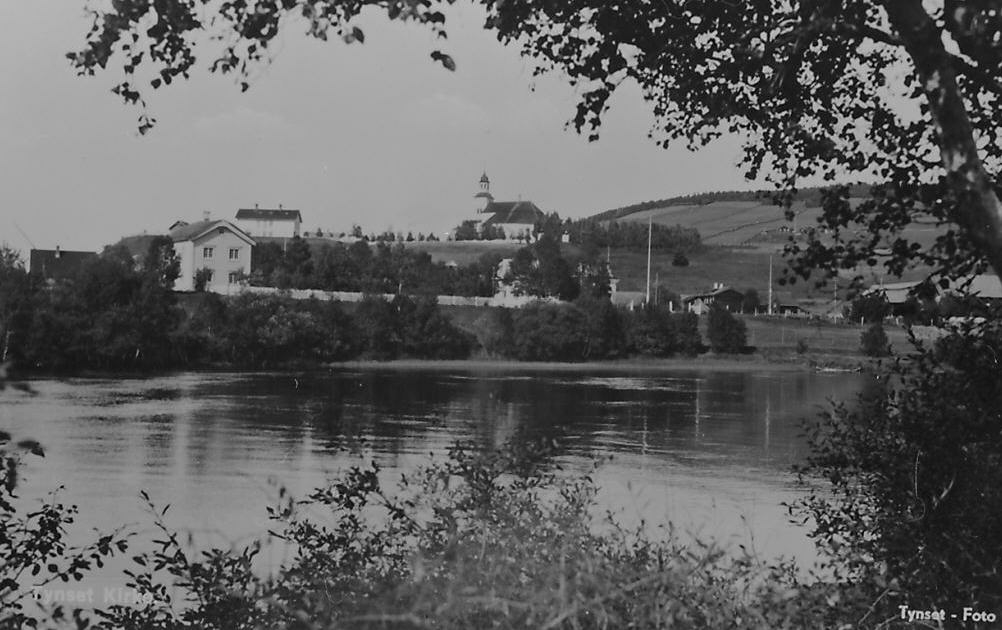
(589, 184), (871, 223)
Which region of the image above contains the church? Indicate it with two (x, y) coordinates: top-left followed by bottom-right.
(469, 172), (546, 241)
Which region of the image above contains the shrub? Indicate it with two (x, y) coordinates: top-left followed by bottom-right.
(509, 302), (589, 361)
(796, 338), (809, 354)
(1, 375), (129, 629)
(91, 438), (835, 630)
(626, 303), (677, 357)
(860, 322), (890, 357)
(706, 303), (746, 353)
(797, 319), (1002, 617)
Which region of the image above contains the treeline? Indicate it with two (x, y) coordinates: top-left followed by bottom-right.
(565, 218), (702, 253)
(1, 243), (753, 371)
(0, 243), (476, 370)
(251, 238), (500, 296)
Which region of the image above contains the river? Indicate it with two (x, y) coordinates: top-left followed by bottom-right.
(1, 365), (864, 605)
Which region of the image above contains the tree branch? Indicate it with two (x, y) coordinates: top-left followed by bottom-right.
(883, 0), (1002, 280)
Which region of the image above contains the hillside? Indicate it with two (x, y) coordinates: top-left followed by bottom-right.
(589, 187), (946, 251)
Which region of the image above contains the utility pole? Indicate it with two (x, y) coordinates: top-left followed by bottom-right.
(645, 218), (652, 305)
(767, 254), (774, 315)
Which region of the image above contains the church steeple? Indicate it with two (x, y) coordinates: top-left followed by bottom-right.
(474, 171), (493, 213)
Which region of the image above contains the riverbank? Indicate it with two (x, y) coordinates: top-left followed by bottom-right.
(328, 350), (869, 374)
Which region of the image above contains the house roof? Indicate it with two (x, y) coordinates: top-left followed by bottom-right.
(29, 249), (98, 279)
(235, 208), (302, 221)
(682, 286), (744, 303)
(169, 220), (256, 246)
(950, 274), (1002, 299)
(481, 201), (545, 227)
(865, 280), (923, 304)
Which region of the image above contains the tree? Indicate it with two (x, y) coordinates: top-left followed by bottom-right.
(707, 303), (746, 354)
(453, 220), (480, 242)
(848, 292), (890, 324)
(799, 320), (1002, 614)
(860, 321), (891, 357)
(508, 236), (579, 301)
(0, 247), (33, 364)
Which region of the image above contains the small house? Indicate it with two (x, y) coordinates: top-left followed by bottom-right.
(28, 247), (98, 281)
(682, 283), (744, 314)
(169, 220), (256, 293)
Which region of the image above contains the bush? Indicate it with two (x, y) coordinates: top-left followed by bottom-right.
(1, 376), (129, 629)
(509, 302), (589, 361)
(90, 438), (835, 630)
(860, 322), (890, 357)
(706, 303), (746, 353)
(626, 306), (702, 357)
(797, 319), (1002, 617)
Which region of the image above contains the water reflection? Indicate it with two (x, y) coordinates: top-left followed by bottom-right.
(2, 367), (864, 585)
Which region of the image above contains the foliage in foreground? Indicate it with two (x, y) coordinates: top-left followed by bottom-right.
(797, 318), (1002, 622)
(0, 375), (131, 630)
(87, 439), (833, 630)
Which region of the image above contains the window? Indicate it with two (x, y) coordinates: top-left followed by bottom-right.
(229, 247), (240, 260)
(202, 247), (214, 259)
(228, 271), (240, 284)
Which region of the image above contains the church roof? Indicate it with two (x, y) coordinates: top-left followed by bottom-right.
(481, 200), (545, 227)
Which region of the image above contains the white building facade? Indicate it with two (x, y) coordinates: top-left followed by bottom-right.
(170, 220), (256, 293)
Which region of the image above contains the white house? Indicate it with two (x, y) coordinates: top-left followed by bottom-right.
(235, 205), (302, 238)
(170, 220), (256, 293)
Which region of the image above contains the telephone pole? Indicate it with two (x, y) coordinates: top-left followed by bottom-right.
(645, 218), (653, 305)
(767, 254), (774, 315)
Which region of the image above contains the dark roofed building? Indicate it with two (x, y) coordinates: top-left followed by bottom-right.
(681, 283), (745, 314)
(235, 205), (302, 238)
(29, 247), (98, 281)
(480, 200), (545, 241)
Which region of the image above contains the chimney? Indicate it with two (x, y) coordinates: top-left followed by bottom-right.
(278, 203), (283, 210)
(203, 210), (211, 222)
(254, 203), (259, 209)
(55, 245), (61, 259)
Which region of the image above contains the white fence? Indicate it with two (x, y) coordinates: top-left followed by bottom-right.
(213, 285), (538, 308)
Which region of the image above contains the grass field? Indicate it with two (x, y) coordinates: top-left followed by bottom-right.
(609, 198), (948, 252)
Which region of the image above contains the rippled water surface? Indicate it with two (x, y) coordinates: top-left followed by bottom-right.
(2, 366), (865, 596)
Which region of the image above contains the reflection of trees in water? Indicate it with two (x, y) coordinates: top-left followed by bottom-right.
(184, 370), (867, 476)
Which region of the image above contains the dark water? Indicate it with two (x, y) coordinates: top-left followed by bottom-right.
(2, 366), (864, 601)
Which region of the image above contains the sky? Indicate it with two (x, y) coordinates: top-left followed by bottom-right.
(0, 1), (759, 256)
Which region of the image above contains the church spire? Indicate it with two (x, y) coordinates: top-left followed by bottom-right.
(474, 170), (493, 213)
